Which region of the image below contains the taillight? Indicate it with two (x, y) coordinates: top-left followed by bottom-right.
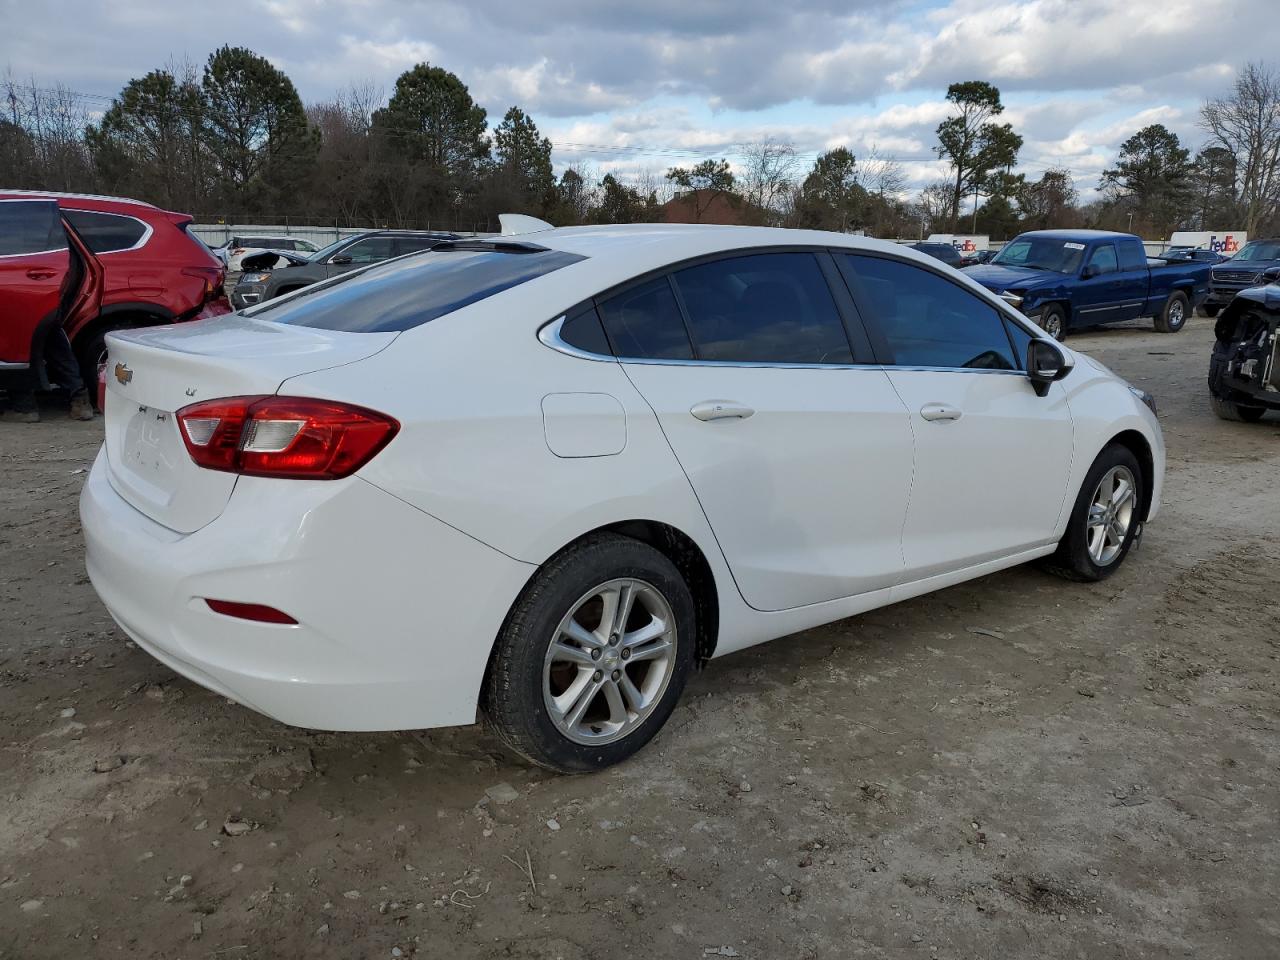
(176, 395), (398, 479)
(182, 266), (224, 302)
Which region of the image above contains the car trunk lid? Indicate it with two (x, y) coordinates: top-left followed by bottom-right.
(102, 315), (396, 533)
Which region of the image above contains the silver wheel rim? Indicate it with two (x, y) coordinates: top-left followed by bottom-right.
(542, 578), (677, 746)
(1043, 312), (1063, 339)
(1087, 465), (1137, 566)
(1169, 299), (1184, 327)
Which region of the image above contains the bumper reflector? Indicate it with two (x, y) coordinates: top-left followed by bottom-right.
(205, 599), (298, 625)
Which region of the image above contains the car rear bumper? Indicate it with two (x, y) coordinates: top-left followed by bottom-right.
(80, 448), (535, 731)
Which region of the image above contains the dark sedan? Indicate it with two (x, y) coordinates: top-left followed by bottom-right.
(907, 241), (968, 268)
(231, 230), (458, 309)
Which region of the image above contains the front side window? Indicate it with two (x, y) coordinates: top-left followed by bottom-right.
(840, 254), (1017, 370)
(0, 201), (65, 256)
(253, 247), (585, 332)
(1088, 243), (1118, 275)
(339, 237), (396, 263)
(672, 253), (853, 364)
(597, 276), (694, 360)
(63, 209), (147, 253)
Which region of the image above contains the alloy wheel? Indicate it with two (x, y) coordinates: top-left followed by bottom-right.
(542, 578), (677, 745)
(1086, 465), (1136, 565)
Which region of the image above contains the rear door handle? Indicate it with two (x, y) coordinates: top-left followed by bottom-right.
(919, 402), (962, 422)
(26, 268), (57, 280)
(690, 400), (755, 421)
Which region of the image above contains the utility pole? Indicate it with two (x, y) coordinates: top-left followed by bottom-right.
(972, 182), (980, 233)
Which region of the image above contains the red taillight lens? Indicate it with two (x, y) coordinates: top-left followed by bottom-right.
(177, 395), (398, 480)
(205, 599), (297, 624)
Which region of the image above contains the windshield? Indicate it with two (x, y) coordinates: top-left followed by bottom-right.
(249, 245), (585, 332)
(309, 236), (356, 262)
(991, 236), (1087, 274)
(1230, 240), (1280, 262)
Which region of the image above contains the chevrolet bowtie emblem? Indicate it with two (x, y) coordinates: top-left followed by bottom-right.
(114, 362), (133, 386)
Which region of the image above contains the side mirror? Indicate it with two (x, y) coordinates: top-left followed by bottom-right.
(329, 255), (353, 265)
(1081, 264), (1099, 279)
(1263, 266), (1280, 284)
(1027, 339), (1073, 397)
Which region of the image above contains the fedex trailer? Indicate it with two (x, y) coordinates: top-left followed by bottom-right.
(1168, 231), (1246, 256)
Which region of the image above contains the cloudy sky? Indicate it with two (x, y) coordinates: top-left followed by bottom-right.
(1, 0), (1267, 201)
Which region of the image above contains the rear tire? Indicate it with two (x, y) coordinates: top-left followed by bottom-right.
(1154, 291), (1189, 332)
(483, 533), (696, 773)
(1210, 395), (1267, 422)
(73, 321), (128, 408)
(1042, 444), (1145, 583)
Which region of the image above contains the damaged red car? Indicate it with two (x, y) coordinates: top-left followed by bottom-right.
(0, 191), (229, 400)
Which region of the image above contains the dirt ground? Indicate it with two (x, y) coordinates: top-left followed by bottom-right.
(1, 316), (1278, 960)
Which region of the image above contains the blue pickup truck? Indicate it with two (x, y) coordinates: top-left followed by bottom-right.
(965, 229), (1211, 339)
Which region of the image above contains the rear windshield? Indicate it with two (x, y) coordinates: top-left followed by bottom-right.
(250, 246), (585, 332)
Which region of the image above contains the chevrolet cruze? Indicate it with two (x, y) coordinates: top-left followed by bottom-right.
(81, 224), (1164, 772)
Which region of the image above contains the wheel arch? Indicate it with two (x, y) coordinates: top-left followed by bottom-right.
(1106, 429), (1155, 521)
(500, 519), (722, 667)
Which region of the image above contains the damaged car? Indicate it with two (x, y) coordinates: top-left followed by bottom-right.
(1207, 268), (1280, 422)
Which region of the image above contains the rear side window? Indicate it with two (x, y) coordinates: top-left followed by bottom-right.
(597, 276), (694, 360)
(672, 253), (853, 364)
(0, 201), (65, 256)
(63, 209), (147, 253)
(254, 247), (585, 332)
(1088, 244), (1118, 275)
(395, 236), (444, 256)
(1117, 239), (1147, 271)
(839, 254), (1017, 370)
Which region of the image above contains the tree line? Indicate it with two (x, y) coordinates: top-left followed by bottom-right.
(2, 49), (1278, 239)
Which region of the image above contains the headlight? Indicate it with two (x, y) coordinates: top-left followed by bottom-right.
(1128, 384), (1157, 415)
(1000, 290), (1024, 307)
(240, 272), (272, 284)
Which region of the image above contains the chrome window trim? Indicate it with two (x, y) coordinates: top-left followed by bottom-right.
(538, 315), (1025, 375)
(64, 208), (153, 254)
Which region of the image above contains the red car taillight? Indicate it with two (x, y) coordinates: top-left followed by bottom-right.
(176, 396), (399, 480)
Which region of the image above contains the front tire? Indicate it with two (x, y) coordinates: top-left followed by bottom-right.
(1043, 444), (1144, 582)
(1038, 304), (1067, 341)
(1154, 291), (1189, 332)
(1210, 395), (1267, 422)
(483, 533), (696, 773)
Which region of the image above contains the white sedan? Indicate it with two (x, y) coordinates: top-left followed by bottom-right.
(81, 224), (1163, 772)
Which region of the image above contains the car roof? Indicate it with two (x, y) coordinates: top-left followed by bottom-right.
(0, 189), (158, 209)
(518, 223), (1007, 306)
(1016, 229), (1134, 240)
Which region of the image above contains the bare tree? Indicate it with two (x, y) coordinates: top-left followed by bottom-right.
(740, 137), (799, 224)
(1201, 62), (1280, 234)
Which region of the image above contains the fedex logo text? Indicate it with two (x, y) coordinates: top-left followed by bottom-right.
(1210, 235), (1240, 254)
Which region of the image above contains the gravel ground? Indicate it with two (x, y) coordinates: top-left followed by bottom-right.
(1, 316), (1278, 959)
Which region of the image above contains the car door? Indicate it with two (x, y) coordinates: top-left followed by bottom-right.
(0, 199), (70, 368)
(1073, 242), (1124, 324)
(835, 252), (1074, 582)
(602, 250), (915, 611)
(1112, 237), (1153, 319)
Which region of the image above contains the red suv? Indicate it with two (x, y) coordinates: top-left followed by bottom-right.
(0, 191), (229, 396)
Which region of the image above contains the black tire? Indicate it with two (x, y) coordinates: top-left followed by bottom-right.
(1042, 444), (1145, 583)
(1154, 291), (1189, 333)
(73, 322), (127, 408)
(1210, 395), (1267, 422)
(1200, 304), (1220, 318)
(483, 533), (697, 773)
(1038, 303), (1067, 341)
